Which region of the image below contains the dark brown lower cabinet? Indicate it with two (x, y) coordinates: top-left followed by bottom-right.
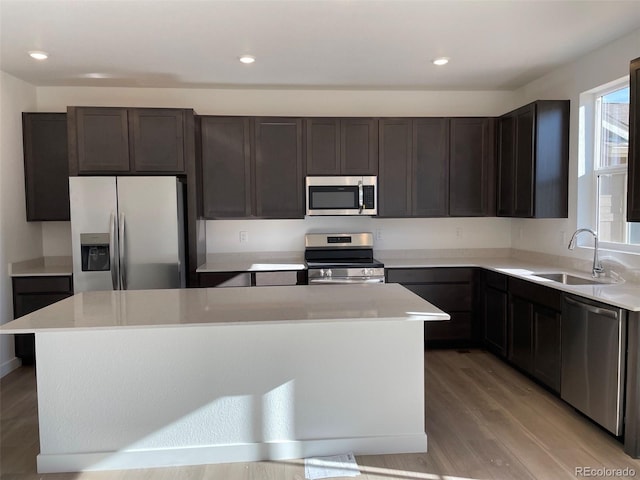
(484, 271), (508, 357)
(509, 296), (534, 372)
(198, 271), (307, 288)
(12, 276), (74, 365)
(386, 267), (477, 348)
(507, 278), (562, 392)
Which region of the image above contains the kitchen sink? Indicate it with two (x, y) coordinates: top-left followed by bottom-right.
(532, 272), (607, 285)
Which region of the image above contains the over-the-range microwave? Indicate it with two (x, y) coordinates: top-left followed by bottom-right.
(305, 176), (377, 216)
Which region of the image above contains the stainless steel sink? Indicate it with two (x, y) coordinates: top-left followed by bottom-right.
(532, 272), (605, 285)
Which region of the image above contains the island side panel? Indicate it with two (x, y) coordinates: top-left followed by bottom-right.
(35, 320), (427, 473)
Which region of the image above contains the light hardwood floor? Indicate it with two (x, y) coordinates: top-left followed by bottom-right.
(2, 349), (639, 479)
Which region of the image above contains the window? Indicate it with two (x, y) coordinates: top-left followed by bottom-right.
(590, 83), (640, 247)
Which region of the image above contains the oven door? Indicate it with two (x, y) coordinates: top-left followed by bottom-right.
(306, 176), (377, 216)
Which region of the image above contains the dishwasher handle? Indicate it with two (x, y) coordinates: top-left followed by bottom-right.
(564, 295), (619, 319)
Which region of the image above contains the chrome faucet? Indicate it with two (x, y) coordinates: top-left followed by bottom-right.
(568, 228), (605, 278)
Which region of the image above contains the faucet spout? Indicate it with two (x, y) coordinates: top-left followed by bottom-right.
(568, 228), (604, 278)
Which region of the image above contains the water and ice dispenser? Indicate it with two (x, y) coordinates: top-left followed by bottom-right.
(80, 233), (110, 272)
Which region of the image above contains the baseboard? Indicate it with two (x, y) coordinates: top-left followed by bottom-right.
(37, 433), (428, 473)
(0, 356), (22, 378)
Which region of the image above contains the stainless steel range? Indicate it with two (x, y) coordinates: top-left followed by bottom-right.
(305, 232), (385, 285)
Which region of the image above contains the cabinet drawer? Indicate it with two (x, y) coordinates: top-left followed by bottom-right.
(386, 267), (473, 284)
(485, 270), (508, 290)
(199, 272), (251, 287)
(509, 277), (562, 311)
(12, 276), (72, 294)
(403, 283), (472, 311)
(254, 271), (303, 286)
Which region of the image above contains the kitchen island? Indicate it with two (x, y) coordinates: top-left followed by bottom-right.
(0, 283), (448, 473)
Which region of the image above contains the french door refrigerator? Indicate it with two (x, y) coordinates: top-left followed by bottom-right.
(69, 176), (186, 293)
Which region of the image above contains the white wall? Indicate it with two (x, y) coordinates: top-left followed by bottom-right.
(206, 217), (512, 253)
(35, 86), (516, 254)
(0, 72), (42, 375)
(510, 27), (640, 271)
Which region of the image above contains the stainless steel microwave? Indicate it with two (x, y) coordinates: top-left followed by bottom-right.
(306, 176), (377, 216)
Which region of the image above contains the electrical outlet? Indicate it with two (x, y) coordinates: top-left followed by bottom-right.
(375, 229), (383, 241)
(560, 230), (567, 246)
(239, 231), (248, 243)
(456, 227), (463, 238)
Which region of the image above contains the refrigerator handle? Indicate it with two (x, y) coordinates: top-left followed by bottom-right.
(110, 212), (119, 290)
(119, 212), (127, 290)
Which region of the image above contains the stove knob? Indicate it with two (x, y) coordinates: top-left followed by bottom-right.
(326, 269), (332, 278)
(363, 268), (372, 276)
(319, 269), (325, 278)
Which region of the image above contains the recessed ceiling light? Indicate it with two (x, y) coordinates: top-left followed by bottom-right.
(432, 57), (449, 66)
(28, 50), (49, 60)
(239, 55), (256, 64)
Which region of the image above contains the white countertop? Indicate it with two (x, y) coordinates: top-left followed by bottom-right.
(9, 256), (72, 277)
(0, 283), (450, 333)
(378, 254), (640, 312)
(196, 251), (305, 272)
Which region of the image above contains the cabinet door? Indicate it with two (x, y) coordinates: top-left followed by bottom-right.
(378, 118), (412, 217)
(449, 117), (495, 216)
(340, 118), (378, 175)
(22, 113), (70, 221)
(509, 296), (534, 372)
(485, 286), (508, 357)
(413, 118), (449, 216)
(514, 104), (535, 217)
(533, 305), (561, 392)
(201, 117), (252, 218)
(130, 109), (185, 173)
(254, 117), (304, 218)
(73, 107), (130, 173)
(497, 114), (516, 216)
(305, 118), (340, 175)
(628, 56), (640, 221)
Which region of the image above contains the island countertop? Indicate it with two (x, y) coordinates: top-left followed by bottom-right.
(0, 283), (449, 333)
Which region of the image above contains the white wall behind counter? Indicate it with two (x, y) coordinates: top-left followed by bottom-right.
(206, 217), (512, 253)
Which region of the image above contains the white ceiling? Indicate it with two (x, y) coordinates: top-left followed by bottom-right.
(1, 0), (640, 91)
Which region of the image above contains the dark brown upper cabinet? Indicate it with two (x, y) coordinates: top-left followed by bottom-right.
(254, 117), (304, 218)
(379, 117), (494, 217)
(379, 118), (449, 217)
(497, 100), (569, 218)
(449, 117), (496, 217)
(130, 109), (185, 173)
(200, 116), (251, 218)
(414, 118), (450, 217)
(305, 118), (378, 175)
(68, 107), (188, 175)
(378, 118), (412, 217)
(200, 116), (304, 219)
(22, 113), (70, 221)
(628, 57), (640, 222)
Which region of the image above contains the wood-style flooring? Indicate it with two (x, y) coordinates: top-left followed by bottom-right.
(2, 349), (639, 479)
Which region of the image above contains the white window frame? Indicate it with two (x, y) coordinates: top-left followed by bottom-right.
(579, 77), (637, 254)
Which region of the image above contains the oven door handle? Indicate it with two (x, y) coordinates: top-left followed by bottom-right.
(308, 277), (385, 285)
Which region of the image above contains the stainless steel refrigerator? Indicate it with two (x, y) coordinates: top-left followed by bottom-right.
(69, 176), (186, 293)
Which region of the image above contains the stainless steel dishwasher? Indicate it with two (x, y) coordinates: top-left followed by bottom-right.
(562, 295), (626, 435)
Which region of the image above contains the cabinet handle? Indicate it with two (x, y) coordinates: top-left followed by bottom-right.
(119, 212), (127, 290)
(110, 212), (119, 290)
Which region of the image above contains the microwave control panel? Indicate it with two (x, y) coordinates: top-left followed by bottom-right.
(363, 186), (375, 209)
